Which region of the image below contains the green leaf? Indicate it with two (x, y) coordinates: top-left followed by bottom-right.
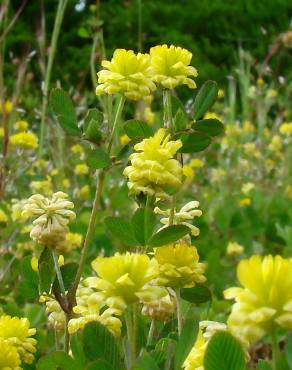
(52, 263), (78, 296)
(134, 352), (160, 370)
(174, 109), (189, 131)
(181, 284), (212, 304)
(84, 109), (103, 131)
(37, 351), (79, 370)
(256, 360), (273, 370)
(83, 109), (103, 144)
(131, 207), (156, 246)
(193, 81), (218, 120)
(70, 332), (87, 368)
(38, 247), (55, 294)
(124, 119), (153, 139)
(148, 225), (190, 248)
(82, 322), (120, 367)
(50, 88), (80, 136)
(174, 317), (199, 369)
(180, 132), (211, 153)
(19, 256), (38, 299)
(204, 331), (246, 370)
(105, 216), (138, 247)
(286, 332), (292, 369)
(87, 148), (111, 169)
(193, 119), (224, 137)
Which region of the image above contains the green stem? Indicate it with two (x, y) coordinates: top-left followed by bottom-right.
(125, 308), (134, 370)
(175, 288), (183, 336)
(137, 0), (142, 52)
(64, 313), (70, 353)
(169, 195), (176, 226)
(163, 89), (172, 132)
(271, 329), (279, 370)
(107, 95), (126, 155)
(67, 169), (106, 311)
(146, 319), (155, 346)
(38, 0), (68, 158)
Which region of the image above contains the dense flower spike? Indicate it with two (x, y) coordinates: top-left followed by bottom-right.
(150, 44), (198, 89)
(0, 339), (21, 370)
(91, 252), (165, 310)
(68, 278), (122, 337)
(183, 321), (227, 370)
(224, 255), (292, 343)
(9, 132), (38, 150)
(154, 201), (202, 237)
(154, 243), (206, 288)
(22, 192), (76, 246)
(0, 315), (37, 365)
(123, 128), (183, 198)
(96, 49), (156, 100)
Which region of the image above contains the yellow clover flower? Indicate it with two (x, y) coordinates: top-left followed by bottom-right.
(68, 278), (122, 337)
(22, 192), (76, 246)
(0, 209), (8, 224)
(0, 315), (37, 365)
(57, 232), (83, 253)
(30, 177), (52, 196)
(74, 163), (89, 175)
(154, 243), (206, 288)
(91, 252), (165, 310)
(150, 44), (198, 89)
(0, 339), (21, 370)
(0, 99), (13, 115)
(224, 255), (292, 344)
(183, 321), (227, 370)
(96, 49), (156, 100)
(123, 128), (183, 198)
(226, 241), (244, 256)
(9, 131), (38, 150)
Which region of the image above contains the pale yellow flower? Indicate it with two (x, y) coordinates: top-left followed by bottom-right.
(242, 120), (255, 134)
(224, 255), (292, 343)
(150, 44), (198, 89)
(218, 89), (225, 99)
(142, 289), (176, 321)
(62, 179), (71, 189)
(39, 295), (65, 331)
(190, 159), (204, 168)
(0, 315), (37, 364)
(57, 232), (83, 253)
(0, 99), (13, 115)
(154, 243), (206, 288)
(226, 241), (244, 256)
(123, 128), (183, 198)
(96, 49), (156, 100)
(91, 252), (165, 310)
(76, 185), (90, 199)
(10, 132), (38, 150)
(30, 177), (52, 196)
(210, 168), (226, 183)
(120, 134), (131, 146)
(243, 143), (261, 158)
(241, 182), (255, 194)
(71, 144), (84, 154)
(22, 192), (76, 246)
(238, 198), (251, 207)
(266, 89), (278, 98)
(183, 165), (194, 183)
(268, 135), (282, 152)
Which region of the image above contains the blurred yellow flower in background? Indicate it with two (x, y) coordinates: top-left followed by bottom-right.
(10, 132), (38, 150)
(0, 209), (8, 223)
(123, 128), (183, 198)
(266, 89), (278, 98)
(120, 134), (131, 146)
(190, 158), (204, 168)
(74, 163), (89, 175)
(279, 122), (292, 136)
(96, 49), (156, 100)
(14, 120), (28, 131)
(0, 99), (13, 115)
(241, 182), (255, 194)
(76, 184), (90, 199)
(238, 197), (251, 207)
(226, 241), (244, 256)
(224, 255), (292, 343)
(150, 44), (198, 89)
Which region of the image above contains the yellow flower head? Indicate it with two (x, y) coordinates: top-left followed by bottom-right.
(22, 192), (76, 246)
(241, 182), (255, 195)
(123, 128), (183, 198)
(218, 89), (225, 99)
(30, 177), (52, 196)
(0, 100), (13, 115)
(39, 295), (65, 331)
(14, 120), (28, 132)
(150, 44), (198, 89)
(57, 232), (83, 253)
(142, 289), (176, 321)
(0, 315), (37, 364)
(76, 184), (90, 199)
(154, 243), (206, 288)
(91, 252), (165, 310)
(96, 49), (156, 100)
(74, 163), (89, 175)
(268, 135), (282, 152)
(279, 122), (292, 136)
(9, 131), (38, 150)
(238, 197), (251, 207)
(68, 278), (122, 337)
(183, 321), (227, 370)
(71, 144), (84, 154)
(120, 134), (131, 146)
(183, 165), (195, 183)
(226, 241), (244, 256)
(0, 339), (21, 370)
(190, 158), (204, 169)
(224, 255), (292, 343)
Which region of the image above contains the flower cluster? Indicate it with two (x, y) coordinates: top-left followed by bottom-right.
(9, 131), (38, 150)
(0, 315), (37, 366)
(22, 192), (76, 246)
(224, 255), (292, 343)
(96, 45), (197, 100)
(123, 128), (183, 198)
